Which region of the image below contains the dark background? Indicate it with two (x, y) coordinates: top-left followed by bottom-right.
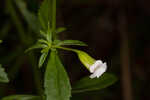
(0, 0), (150, 100)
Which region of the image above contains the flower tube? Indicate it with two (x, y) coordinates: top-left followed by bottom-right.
(76, 50), (107, 78)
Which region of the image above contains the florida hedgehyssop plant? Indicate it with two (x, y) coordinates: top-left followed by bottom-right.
(0, 0), (117, 100)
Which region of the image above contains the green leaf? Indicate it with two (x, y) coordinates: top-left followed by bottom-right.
(38, 39), (48, 44)
(41, 47), (49, 53)
(0, 64), (9, 83)
(56, 27), (66, 33)
(72, 73), (117, 93)
(1, 95), (41, 100)
(38, 0), (52, 30)
(25, 43), (47, 53)
(57, 40), (88, 46)
(38, 52), (48, 68)
(53, 39), (62, 46)
(44, 51), (71, 100)
(40, 30), (47, 38)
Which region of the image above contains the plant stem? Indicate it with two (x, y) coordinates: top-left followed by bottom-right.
(54, 46), (78, 52)
(52, 0), (56, 39)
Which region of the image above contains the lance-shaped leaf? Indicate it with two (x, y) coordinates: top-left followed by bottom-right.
(38, 0), (52, 30)
(1, 95), (41, 100)
(57, 40), (88, 46)
(25, 43), (47, 53)
(0, 64), (9, 83)
(44, 51), (71, 100)
(55, 27), (66, 34)
(72, 73), (117, 93)
(38, 52), (48, 68)
(38, 39), (49, 44)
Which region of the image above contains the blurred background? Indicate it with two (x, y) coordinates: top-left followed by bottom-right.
(0, 0), (150, 100)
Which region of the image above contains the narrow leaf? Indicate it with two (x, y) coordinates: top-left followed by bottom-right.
(1, 95), (41, 100)
(58, 40), (88, 46)
(0, 64), (9, 83)
(72, 73), (117, 93)
(56, 27), (66, 33)
(38, 52), (48, 68)
(41, 47), (49, 53)
(40, 30), (47, 38)
(53, 39), (61, 46)
(44, 51), (71, 100)
(38, 39), (48, 44)
(25, 43), (47, 53)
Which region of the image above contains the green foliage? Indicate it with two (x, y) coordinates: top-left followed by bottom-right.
(0, 64), (9, 83)
(38, 39), (49, 44)
(38, 52), (48, 68)
(5, 0), (117, 100)
(55, 27), (66, 33)
(25, 43), (47, 53)
(1, 95), (41, 100)
(44, 51), (71, 100)
(56, 40), (88, 46)
(72, 73), (117, 93)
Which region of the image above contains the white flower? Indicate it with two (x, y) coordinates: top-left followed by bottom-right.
(75, 50), (107, 79)
(89, 60), (107, 78)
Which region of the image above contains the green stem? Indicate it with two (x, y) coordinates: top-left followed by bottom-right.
(52, 0), (56, 39)
(54, 46), (79, 53)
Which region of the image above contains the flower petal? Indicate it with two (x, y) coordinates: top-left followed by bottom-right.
(96, 62), (107, 78)
(89, 60), (102, 73)
(89, 73), (97, 78)
(90, 62), (107, 78)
